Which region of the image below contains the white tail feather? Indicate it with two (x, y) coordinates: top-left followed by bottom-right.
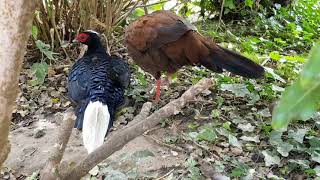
(83, 101), (110, 153)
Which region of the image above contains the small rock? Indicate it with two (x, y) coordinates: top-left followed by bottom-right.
(213, 174), (230, 180)
(219, 142), (229, 148)
(201, 89), (212, 96)
(34, 129), (46, 138)
(171, 150), (178, 156)
(212, 145), (223, 154)
(48, 66), (57, 77)
(58, 87), (66, 93)
(230, 147), (243, 156)
(50, 90), (60, 98)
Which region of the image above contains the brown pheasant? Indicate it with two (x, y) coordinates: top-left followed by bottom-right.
(125, 10), (264, 102)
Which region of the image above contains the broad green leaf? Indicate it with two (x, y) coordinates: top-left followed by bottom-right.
(309, 136), (320, 148)
(214, 160), (225, 173)
(311, 151), (320, 163)
(244, 0), (253, 8)
(237, 123), (255, 132)
(264, 67), (286, 83)
(35, 40), (57, 60)
(224, 0), (236, 9)
(277, 142), (294, 157)
(269, 130), (283, 146)
(228, 134), (242, 148)
(288, 128), (308, 144)
(211, 109), (221, 118)
(196, 126), (217, 142)
(216, 127), (230, 137)
(257, 108), (272, 118)
(30, 62), (48, 86)
(131, 8), (145, 19)
(222, 121), (231, 130)
(272, 42), (320, 130)
(230, 162), (249, 178)
(220, 84), (250, 97)
(269, 51), (282, 61)
(288, 159), (310, 169)
(185, 158), (202, 180)
(262, 150), (281, 167)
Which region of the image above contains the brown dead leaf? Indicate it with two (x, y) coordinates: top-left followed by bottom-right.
(47, 66), (56, 77)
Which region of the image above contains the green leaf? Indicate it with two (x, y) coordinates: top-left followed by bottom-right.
(288, 159), (310, 169)
(224, 0), (236, 9)
(230, 167), (246, 177)
(196, 126), (217, 142)
(216, 127), (230, 137)
(230, 162), (249, 177)
(30, 62), (48, 86)
(264, 67), (286, 83)
(262, 150), (281, 167)
(228, 134), (242, 148)
(237, 123), (255, 132)
(220, 83), (250, 97)
(311, 151), (320, 163)
(211, 109), (221, 118)
(269, 51), (282, 61)
(288, 128), (308, 144)
(185, 158), (202, 180)
(244, 0), (253, 8)
(269, 130), (283, 146)
(309, 136), (320, 148)
(35, 40), (57, 60)
(214, 161), (225, 173)
(31, 25), (38, 40)
(222, 121), (231, 130)
(132, 8), (145, 19)
(277, 142), (294, 157)
(272, 42), (320, 130)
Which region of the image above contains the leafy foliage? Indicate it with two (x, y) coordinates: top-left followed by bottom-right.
(30, 62), (48, 86)
(272, 42), (320, 130)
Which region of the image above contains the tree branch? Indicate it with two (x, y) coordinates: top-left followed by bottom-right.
(62, 78), (214, 180)
(40, 108), (76, 180)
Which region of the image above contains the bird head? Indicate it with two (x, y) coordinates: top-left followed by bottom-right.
(73, 30), (101, 46)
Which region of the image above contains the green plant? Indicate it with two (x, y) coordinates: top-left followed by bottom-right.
(272, 42), (320, 130)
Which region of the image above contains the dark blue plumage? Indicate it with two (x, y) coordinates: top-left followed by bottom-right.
(67, 31), (130, 132)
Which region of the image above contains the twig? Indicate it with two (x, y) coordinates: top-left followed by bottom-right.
(62, 78), (214, 180)
(40, 108), (76, 180)
(155, 168), (175, 180)
(182, 134), (221, 161)
(143, 134), (185, 152)
(143, 0), (148, 14)
(219, 0), (225, 26)
(136, 0), (169, 8)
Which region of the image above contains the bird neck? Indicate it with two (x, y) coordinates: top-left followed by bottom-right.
(85, 40), (108, 56)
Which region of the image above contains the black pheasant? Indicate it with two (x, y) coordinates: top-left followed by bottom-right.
(68, 30), (130, 153)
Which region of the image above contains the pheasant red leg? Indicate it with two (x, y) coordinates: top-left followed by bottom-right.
(155, 79), (161, 102)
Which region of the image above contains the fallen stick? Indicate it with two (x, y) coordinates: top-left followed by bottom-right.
(62, 78), (214, 180)
(40, 108), (76, 180)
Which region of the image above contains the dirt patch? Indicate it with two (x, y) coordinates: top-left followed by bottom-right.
(4, 115), (187, 178)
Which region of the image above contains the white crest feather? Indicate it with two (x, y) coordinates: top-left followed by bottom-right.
(84, 30), (100, 35)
